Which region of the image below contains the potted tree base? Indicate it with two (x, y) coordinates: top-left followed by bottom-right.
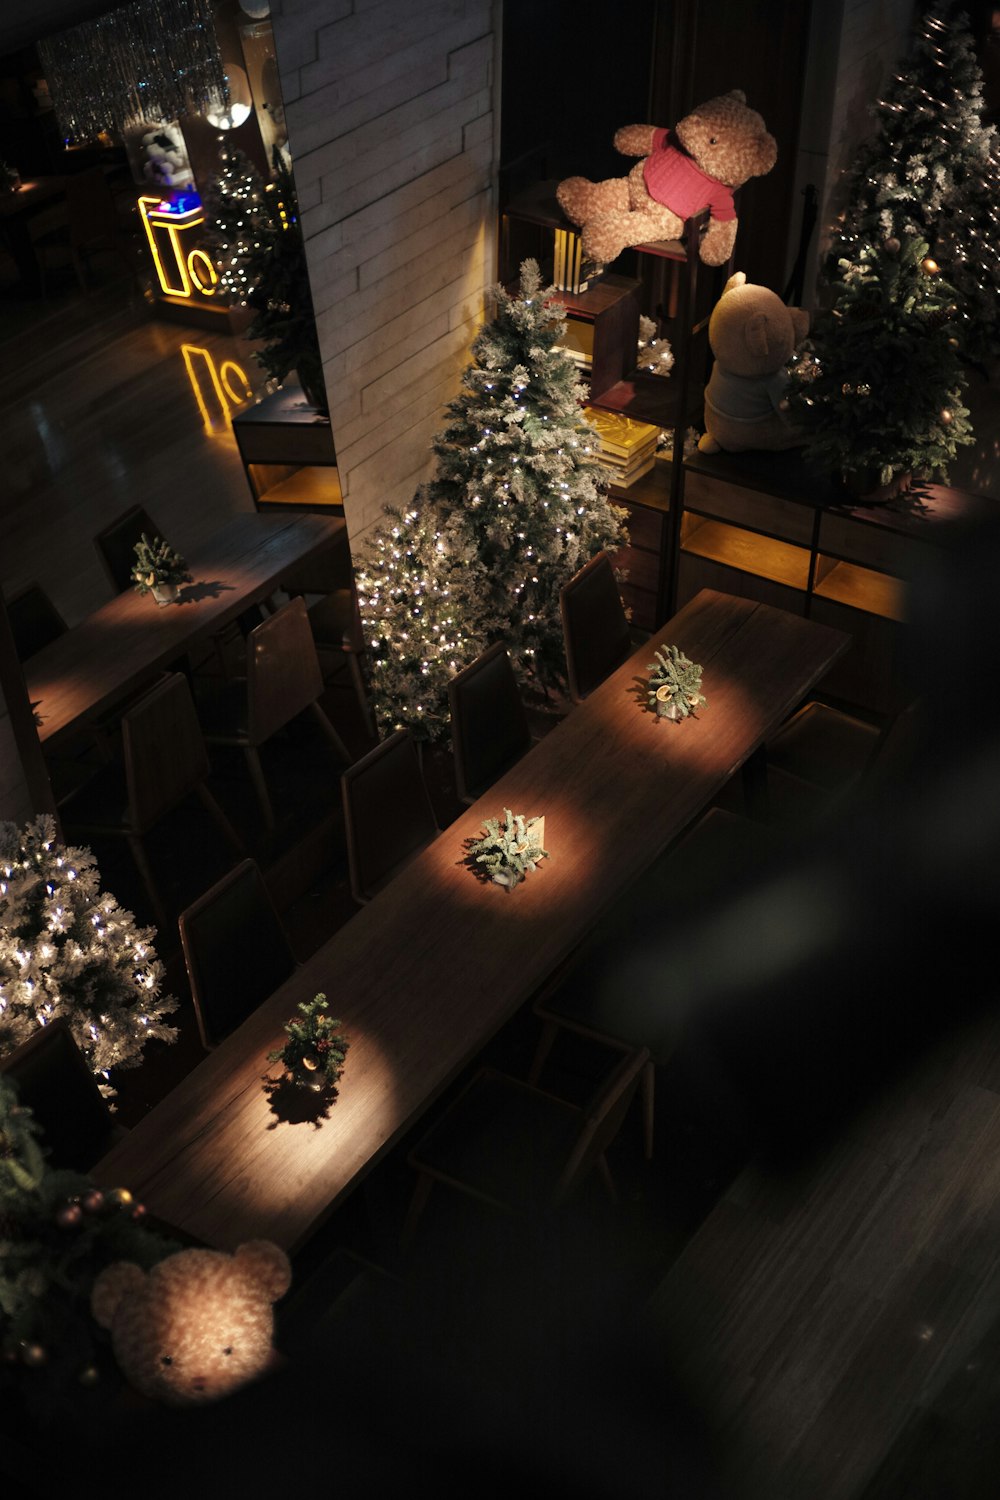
(130, 534), (192, 607)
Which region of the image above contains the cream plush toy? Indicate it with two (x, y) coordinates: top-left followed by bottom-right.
(91, 1241), (291, 1406)
(556, 91), (777, 268)
(698, 273), (809, 454)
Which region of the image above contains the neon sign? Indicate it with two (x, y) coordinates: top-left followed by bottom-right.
(138, 193), (219, 301)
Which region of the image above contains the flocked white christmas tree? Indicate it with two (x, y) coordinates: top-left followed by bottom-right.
(0, 817), (177, 1097)
(355, 259), (628, 740)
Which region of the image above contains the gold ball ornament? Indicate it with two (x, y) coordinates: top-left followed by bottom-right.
(883, 237), (901, 254)
(922, 257), (939, 274)
(107, 1187), (133, 1209)
(940, 409), (953, 424)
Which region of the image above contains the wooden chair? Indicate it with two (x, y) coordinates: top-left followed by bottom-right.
(5, 581), (67, 660)
(197, 595), (351, 833)
(402, 1047), (650, 1249)
(560, 551), (643, 702)
(448, 643), (532, 805)
(0, 1017), (125, 1172)
(179, 858), (297, 1049)
(341, 728), (439, 904)
(278, 531), (374, 737)
(62, 672), (243, 931)
(304, 588), (375, 738)
(718, 699), (920, 829)
(32, 167), (135, 296)
(93, 504), (166, 595)
(529, 807), (776, 1159)
(766, 700), (882, 794)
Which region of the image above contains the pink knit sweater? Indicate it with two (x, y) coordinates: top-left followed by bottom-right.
(643, 129), (736, 222)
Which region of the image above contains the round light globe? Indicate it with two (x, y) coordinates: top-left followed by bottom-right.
(205, 65), (253, 131)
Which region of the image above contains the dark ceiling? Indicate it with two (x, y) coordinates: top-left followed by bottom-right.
(0, 0), (114, 59)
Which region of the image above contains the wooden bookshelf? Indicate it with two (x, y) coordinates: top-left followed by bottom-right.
(608, 449), (998, 710)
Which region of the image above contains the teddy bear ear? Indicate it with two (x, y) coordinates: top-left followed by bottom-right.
(724, 272), (747, 295)
(758, 136), (778, 174)
(91, 1262), (147, 1329)
(728, 89), (747, 104)
(744, 312), (772, 360)
(234, 1241), (293, 1303)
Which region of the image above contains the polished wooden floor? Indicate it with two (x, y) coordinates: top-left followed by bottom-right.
(3, 252), (1000, 1497)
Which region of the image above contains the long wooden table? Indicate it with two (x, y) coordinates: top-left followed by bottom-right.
(93, 590), (850, 1252)
(24, 513), (345, 750)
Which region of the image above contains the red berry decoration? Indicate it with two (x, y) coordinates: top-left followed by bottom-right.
(56, 1203), (83, 1230)
(81, 1189), (105, 1214)
(131, 1203), (147, 1221)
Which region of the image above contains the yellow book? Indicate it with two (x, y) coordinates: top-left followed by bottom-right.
(584, 406), (660, 458)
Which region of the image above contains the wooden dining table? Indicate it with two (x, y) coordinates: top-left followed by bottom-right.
(92, 588), (850, 1252)
(24, 512), (346, 751)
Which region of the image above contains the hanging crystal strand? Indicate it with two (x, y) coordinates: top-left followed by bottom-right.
(38, 0), (229, 141)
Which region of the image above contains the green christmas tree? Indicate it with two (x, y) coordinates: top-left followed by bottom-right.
(202, 138), (272, 307)
(355, 260), (628, 740)
(0, 817), (178, 1097)
(787, 233), (973, 490)
(205, 144), (326, 408)
(831, 3), (1000, 364)
(0, 1073), (176, 1405)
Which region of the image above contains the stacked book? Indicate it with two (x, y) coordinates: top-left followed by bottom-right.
(583, 406), (660, 486)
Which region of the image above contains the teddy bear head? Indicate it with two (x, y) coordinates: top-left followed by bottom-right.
(91, 1241), (292, 1406)
(675, 90), (777, 189)
(708, 272), (809, 378)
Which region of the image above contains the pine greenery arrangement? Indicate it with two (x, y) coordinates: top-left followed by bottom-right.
(646, 645), (707, 721)
(267, 993), (348, 1091)
(832, 4), (1000, 365)
(355, 259), (628, 739)
(467, 808), (549, 890)
(0, 1073), (176, 1405)
(785, 233), (973, 491)
(130, 533), (191, 595)
(206, 143), (326, 409)
(0, 817), (178, 1097)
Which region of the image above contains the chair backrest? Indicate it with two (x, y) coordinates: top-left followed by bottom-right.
(0, 1017), (117, 1172)
(341, 729), (438, 902)
(179, 859), (296, 1049)
(123, 672), (212, 832)
(246, 596), (325, 744)
(93, 505), (166, 594)
(560, 551), (632, 702)
(5, 582), (67, 661)
(448, 643), (532, 804)
(66, 167), (120, 251)
(554, 1046), (649, 1206)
